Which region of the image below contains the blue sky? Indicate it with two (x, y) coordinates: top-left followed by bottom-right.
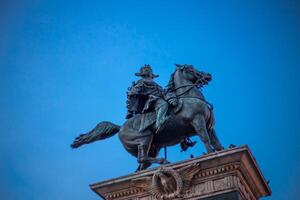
(0, 0), (299, 199)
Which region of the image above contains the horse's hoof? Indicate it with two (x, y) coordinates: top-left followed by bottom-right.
(207, 149), (214, 154)
(162, 160), (170, 165)
(157, 158), (168, 165)
(135, 167), (141, 172)
(137, 157), (146, 164)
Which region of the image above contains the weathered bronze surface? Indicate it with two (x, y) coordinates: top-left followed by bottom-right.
(71, 64), (224, 171)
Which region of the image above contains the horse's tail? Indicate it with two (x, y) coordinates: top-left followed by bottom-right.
(71, 121), (120, 148)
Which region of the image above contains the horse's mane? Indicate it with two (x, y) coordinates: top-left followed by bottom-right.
(165, 71), (176, 92)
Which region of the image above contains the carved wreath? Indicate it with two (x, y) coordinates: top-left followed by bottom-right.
(151, 167), (183, 199)
(131, 163), (201, 199)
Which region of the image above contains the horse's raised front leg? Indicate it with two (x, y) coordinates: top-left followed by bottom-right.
(192, 115), (214, 153)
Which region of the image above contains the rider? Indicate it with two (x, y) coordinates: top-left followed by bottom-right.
(126, 64), (171, 131)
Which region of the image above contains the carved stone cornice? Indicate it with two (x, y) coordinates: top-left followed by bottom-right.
(90, 146), (271, 200)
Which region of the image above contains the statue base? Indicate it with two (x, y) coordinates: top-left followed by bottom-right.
(90, 146), (271, 200)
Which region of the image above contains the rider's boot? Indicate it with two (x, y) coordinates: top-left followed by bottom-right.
(155, 103), (169, 133)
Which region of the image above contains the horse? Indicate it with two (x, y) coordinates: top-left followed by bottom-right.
(71, 64), (223, 171)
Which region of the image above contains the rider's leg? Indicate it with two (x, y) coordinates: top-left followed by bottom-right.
(155, 99), (168, 131)
(192, 115), (214, 153)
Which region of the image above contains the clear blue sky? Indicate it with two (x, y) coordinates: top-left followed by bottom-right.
(0, 0), (299, 199)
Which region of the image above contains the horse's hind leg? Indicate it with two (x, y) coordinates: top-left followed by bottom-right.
(136, 131), (168, 171)
(138, 143), (167, 165)
(192, 115), (214, 153)
(136, 144), (162, 171)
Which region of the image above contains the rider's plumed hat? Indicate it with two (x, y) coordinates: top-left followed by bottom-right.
(135, 64), (159, 78)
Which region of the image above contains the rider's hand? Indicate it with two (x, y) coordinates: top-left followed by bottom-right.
(168, 98), (177, 106)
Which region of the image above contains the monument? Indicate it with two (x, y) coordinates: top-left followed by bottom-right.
(91, 146), (271, 200)
(71, 65), (271, 199)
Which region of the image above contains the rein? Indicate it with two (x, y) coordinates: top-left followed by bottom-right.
(172, 78), (202, 97)
(171, 83), (195, 91)
(172, 82), (214, 110)
(175, 84), (196, 97)
(179, 96), (214, 110)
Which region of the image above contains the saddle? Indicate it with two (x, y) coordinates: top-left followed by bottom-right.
(138, 99), (183, 132)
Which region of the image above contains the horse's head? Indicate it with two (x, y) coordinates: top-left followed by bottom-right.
(175, 64), (212, 87)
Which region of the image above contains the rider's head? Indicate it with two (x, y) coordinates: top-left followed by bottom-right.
(135, 64), (159, 79)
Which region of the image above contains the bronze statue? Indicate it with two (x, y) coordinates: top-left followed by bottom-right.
(71, 64), (223, 171)
(126, 65), (193, 149)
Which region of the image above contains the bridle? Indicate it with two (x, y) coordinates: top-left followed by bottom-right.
(170, 74), (214, 110)
(171, 74), (202, 97)
(172, 84), (198, 97)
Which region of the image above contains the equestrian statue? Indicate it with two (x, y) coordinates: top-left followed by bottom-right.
(71, 64), (224, 171)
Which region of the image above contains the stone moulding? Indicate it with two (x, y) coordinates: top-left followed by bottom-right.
(90, 145), (271, 200)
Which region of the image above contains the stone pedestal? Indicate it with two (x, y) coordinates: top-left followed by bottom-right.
(90, 146), (271, 200)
